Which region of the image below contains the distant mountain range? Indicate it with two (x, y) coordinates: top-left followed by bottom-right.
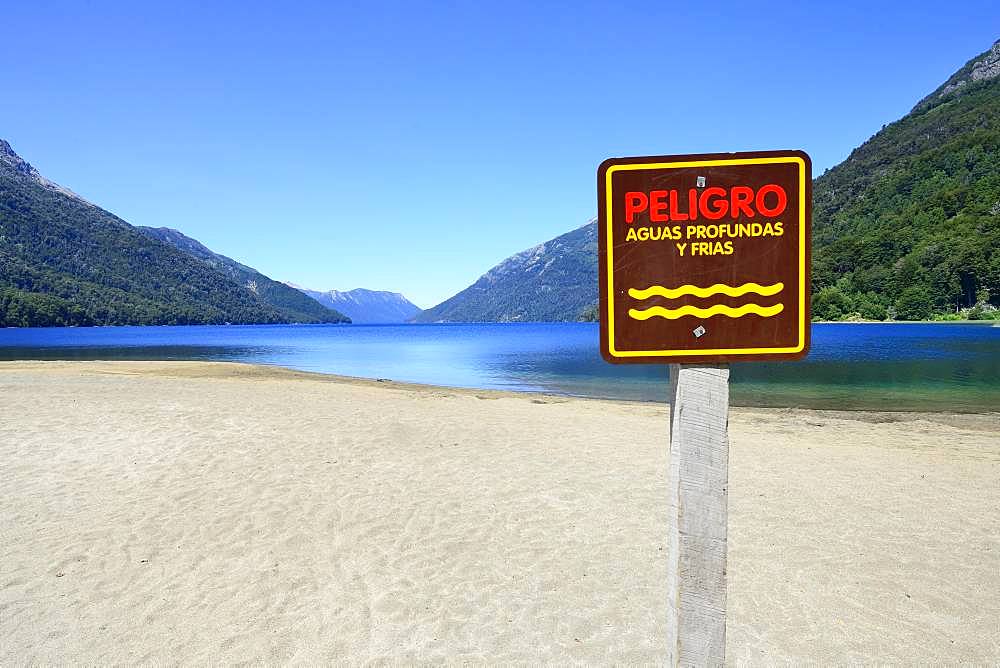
(4, 40), (997, 327)
(290, 285), (420, 324)
(417, 39), (1000, 322)
(0, 140), (349, 326)
(413, 221), (597, 322)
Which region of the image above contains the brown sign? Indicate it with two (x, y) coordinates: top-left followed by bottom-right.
(598, 150), (811, 364)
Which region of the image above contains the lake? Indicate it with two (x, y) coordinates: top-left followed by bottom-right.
(1, 322), (998, 412)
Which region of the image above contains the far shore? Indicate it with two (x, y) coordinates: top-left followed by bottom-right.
(1, 360), (998, 663)
(3, 317), (1000, 330)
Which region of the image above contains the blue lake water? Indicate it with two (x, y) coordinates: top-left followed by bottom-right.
(1, 322), (998, 412)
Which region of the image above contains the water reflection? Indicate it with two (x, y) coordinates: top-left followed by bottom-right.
(0, 344), (270, 362)
(0, 323), (997, 412)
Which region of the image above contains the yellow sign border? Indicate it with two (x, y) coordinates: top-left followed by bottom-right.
(605, 156), (807, 358)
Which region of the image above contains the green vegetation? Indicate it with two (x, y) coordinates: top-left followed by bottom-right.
(0, 287), (94, 327)
(811, 41), (1000, 321)
(0, 141), (349, 327)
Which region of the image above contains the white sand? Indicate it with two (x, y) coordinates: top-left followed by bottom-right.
(1, 361), (998, 664)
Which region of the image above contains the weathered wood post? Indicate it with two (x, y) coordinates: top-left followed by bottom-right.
(598, 151), (810, 668)
(666, 364), (729, 666)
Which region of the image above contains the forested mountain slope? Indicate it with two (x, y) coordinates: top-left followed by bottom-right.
(811, 39), (1000, 320)
(0, 139), (348, 326)
(139, 227), (348, 324)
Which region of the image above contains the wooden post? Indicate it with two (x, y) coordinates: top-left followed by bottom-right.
(666, 363), (729, 666)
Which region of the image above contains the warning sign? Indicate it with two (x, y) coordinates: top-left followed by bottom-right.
(598, 150), (811, 364)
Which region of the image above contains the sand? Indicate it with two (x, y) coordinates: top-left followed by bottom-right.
(1, 361), (998, 664)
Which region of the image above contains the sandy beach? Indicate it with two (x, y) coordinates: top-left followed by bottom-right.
(1, 361), (998, 664)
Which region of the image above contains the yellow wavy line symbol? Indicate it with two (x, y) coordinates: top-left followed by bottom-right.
(628, 282), (784, 300)
(628, 303), (785, 320)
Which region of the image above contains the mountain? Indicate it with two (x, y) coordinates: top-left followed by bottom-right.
(417, 40), (1000, 323)
(138, 227), (349, 324)
(810, 39), (1000, 320)
(413, 221), (597, 322)
(0, 140), (349, 326)
(291, 285), (420, 324)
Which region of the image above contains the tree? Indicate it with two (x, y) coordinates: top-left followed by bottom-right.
(895, 287), (934, 321)
(855, 292), (888, 321)
(811, 286), (853, 321)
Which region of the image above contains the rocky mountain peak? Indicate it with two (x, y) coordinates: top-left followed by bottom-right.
(413, 218), (598, 322)
(0, 138), (91, 204)
(912, 39), (1000, 113)
(0, 138), (39, 176)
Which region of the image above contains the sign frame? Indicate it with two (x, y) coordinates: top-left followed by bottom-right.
(598, 150), (812, 364)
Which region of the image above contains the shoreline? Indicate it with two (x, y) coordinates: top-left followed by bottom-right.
(3, 359), (999, 422)
(3, 318), (999, 329)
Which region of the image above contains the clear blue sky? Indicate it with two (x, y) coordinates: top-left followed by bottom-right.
(2, 2), (997, 307)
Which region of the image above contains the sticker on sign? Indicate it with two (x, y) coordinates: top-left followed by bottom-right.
(598, 150), (811, 364)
